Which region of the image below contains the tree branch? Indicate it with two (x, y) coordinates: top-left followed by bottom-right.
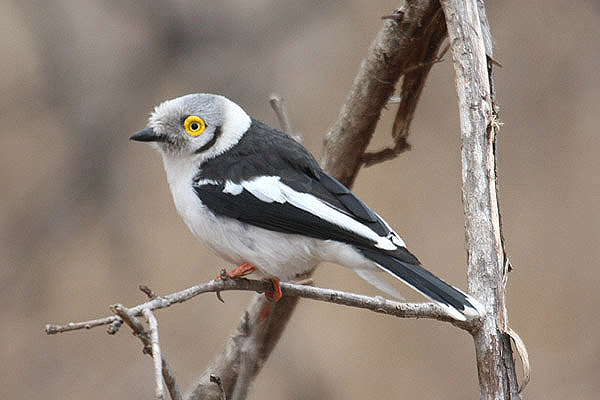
(47, 278), (478, 398)
(439, 0), (526, 398)
(361, 11), (449, 168)
(46, 278), (478, 336)
(322, 0), (442, 187)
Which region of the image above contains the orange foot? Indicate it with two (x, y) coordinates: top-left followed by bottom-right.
(217, 264), (282, 302)
(216, 263), (256, 280)
(226, 263), (256, 278)
(265, 278), (282, 302)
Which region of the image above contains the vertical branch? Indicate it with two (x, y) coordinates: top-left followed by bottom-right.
(188, 296), (300, 400)
(440, 0), (522, 398)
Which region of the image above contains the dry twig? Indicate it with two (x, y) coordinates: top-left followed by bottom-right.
(109, 304), (183, 400)
(46, 278), (478, 336)
(142, 309), (165, 400)
(269, 94), (293, 136)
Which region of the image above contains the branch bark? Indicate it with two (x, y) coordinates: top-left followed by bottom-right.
(439, 0), (523, 398)
(321, 0), (442, 187)
(361, 10), (448, 168)
(46, 278), (477, 336)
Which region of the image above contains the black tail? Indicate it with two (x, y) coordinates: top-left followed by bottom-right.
(359, 248), (482, 320)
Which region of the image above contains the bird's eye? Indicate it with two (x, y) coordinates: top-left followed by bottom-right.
(183, 115), (206, 137)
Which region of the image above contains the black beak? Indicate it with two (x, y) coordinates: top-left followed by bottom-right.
(129, 127), (167, 143)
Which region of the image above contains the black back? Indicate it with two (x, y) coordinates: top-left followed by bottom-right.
(197, 119), (387, 234)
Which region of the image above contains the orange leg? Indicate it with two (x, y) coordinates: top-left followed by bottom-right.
(264, 278), (282, 302)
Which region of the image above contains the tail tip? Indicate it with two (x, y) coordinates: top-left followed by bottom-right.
(448, 295), (485, 321)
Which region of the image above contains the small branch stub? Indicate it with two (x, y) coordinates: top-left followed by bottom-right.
(269, 94), (299, 141)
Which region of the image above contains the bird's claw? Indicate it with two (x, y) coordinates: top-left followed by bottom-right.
(264, 278), (282, 302)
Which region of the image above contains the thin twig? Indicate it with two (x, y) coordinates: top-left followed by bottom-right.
(46, 278), (269, 335)
(143, 309), (165, 400)
(269, 94), (297, 140)
(381, 10), (404, 21)
(110, 304), (183, 400)
(46, 278), (479, 335)
(360, 140), (411, 168)
(45, 315), (120, 334)
(140, 284), (158, 299)
(162, 358), (184, 400)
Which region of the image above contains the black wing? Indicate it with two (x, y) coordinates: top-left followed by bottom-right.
(194, 181), (380, 249)
(194, 119), (418, 264)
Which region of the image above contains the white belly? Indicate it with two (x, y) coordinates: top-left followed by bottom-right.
(193, 214), (321, 279)
(163, 156), (323, 279)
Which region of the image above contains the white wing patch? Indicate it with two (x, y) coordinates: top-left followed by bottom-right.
(196, 178), (219, 186)
(223, 180), (243, 195)
(242, 176), (286, 203)
(220, 176), (400, 251)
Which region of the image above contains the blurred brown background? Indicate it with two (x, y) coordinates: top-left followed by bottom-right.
(2, 0), (599, 398)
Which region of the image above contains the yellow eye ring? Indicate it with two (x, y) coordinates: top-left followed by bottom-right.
(184, 115), (206, 137)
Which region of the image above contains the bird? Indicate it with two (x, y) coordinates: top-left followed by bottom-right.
(130, 93), (483, 321)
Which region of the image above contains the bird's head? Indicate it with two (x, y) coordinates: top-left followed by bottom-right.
(130, 93), (251, 160)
